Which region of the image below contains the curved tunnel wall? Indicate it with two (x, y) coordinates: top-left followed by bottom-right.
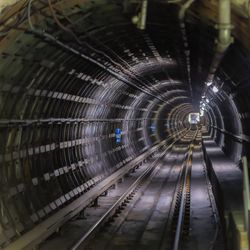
(0, 0), (192, 246)
(0, 0), (250, 247)
(204, 44), (250, 163)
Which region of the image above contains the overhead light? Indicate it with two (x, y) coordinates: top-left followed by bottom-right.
(212, 86), (219, 93)
(200, 110), (204, 116)
(206, 98), (209, 103)
(202, 95), (205, 99)
(206, 81), (212, 86)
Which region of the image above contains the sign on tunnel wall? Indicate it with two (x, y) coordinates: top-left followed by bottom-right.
(115, 128), (122, 143)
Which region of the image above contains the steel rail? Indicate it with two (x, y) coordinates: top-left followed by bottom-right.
(172, 146), (193, 250)
(3, 144), (162, 250)
(159, 130), (197, 250)
(70, 138), (177, 250)
(172, 130), (198, 250)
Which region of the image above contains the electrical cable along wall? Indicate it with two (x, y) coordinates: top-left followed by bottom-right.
(0, 0), (193, 247)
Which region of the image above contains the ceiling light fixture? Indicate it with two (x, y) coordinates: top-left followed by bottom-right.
(212, 86), (219, 93)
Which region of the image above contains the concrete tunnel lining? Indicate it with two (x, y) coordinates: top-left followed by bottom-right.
(0, 0), (250, 249)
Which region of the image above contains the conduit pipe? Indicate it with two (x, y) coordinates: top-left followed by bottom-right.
(132, 0), (148, 30)
(206, 0), (233, 84)
(178, 0), (195, 20)
(138, 0), (148, 30)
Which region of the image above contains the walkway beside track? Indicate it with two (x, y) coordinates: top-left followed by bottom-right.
(203, 137), (247, 250)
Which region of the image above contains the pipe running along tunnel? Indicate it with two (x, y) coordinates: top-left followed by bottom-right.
(1, 0), (250, 249)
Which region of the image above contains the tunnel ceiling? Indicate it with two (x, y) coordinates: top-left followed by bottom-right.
(1, 0), (250, 248)
(0, 0), (217, 103)
(1, 0), (250, 100)
(1, 0), (250, 105)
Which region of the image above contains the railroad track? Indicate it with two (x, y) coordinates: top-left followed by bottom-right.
(38, 129), (221, 250)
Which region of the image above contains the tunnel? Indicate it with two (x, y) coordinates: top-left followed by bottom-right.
(1, 0), (250, 249)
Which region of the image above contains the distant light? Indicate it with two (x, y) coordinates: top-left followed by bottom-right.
(212, 86), (219, 93)
(206, 81), (212, 86)
(206, 98), (209, 103)
(188, 113), (200, 124)
(202, 95), (205, 99)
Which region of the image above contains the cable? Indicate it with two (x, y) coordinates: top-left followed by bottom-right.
(46, 0), (168, 99)
(27, 3), (165, 102)
(88, 36), (169, 101)
(27, 0), (188, 107)
(28, 0), (35, 30)
(24, 1), (187, 107)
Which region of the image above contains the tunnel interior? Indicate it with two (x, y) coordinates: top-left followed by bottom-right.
(1, 0), (250, 249)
